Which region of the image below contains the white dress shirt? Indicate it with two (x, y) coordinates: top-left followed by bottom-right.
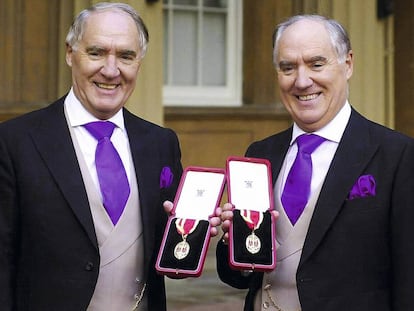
(280, 101), (352, 200)
(64, 88), (133, 201)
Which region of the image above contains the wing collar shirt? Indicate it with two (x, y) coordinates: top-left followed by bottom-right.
(281, 101), (352, 197)
(64, 88), (133, 198)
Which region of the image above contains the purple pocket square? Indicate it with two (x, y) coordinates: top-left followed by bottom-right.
(160, 166), (173, 189)
(348, 174), (376, 200)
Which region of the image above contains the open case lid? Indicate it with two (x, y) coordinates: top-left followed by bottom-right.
(226, 156), (274, 212)
(226, 156), (276, 272)
(156, 166), (226, 277)
(171, 166), (226, 219)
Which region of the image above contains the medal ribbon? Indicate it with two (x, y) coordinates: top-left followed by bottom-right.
(175, 218), (199, 237)
(240, 209), (263, 231)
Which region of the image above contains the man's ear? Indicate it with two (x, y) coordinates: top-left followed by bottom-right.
(345, 50), (354, 79)
(65, 43), (73, 67)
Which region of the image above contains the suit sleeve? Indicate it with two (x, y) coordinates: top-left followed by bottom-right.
(0, 128), (17, 310)
(391, 138), (414, 309)
(216, 142), (263, 290)
(216, 239), (255, 289)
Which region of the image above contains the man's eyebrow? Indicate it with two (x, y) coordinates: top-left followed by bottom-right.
(85, 45), (106, 53)
(307, 56), (328, 63)
(119, 49), (138, 57)
(84, 46), (138, 57)
(279, 60), (293, 66)
(278, 60), (294, 67)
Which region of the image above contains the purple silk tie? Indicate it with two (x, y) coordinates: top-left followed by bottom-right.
(84, 121), (130, 225)
(281, 134), (326, 225)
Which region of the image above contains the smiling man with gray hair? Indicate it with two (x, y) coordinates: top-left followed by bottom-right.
(0, 3), (183, 310)
(216, 14), (414, 311)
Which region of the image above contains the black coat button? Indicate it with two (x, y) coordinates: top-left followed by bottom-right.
(85, 262), (94, 271)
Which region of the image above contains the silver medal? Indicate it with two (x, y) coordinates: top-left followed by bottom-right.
(245, 232), (261, 254)
(174, 240), (190, 260)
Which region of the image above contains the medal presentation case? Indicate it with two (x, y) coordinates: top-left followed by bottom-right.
(156, 166), (226, 277)
(226, 156), (276, 272)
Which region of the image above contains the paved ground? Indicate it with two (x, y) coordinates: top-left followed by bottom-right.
(166, 276), (245, 310)
(165, 236), (247, 310)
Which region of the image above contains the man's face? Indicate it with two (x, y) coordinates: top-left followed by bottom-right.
(275, 19), (353, 132)
(66, 10), (141, 119)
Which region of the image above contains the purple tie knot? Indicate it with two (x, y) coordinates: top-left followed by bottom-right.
(296, 134), (326, 154)
(83, 121), (116, 141)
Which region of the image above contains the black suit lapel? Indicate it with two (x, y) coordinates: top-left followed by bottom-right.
(124, 110), (161, 269)
(29, 99), (98, 249)
(299, 110), (379, 267)
(269, 130), (292, 186)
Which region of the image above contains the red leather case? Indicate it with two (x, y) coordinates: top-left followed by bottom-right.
(156, 166), (226, 277)
(226, 156), (276, 272)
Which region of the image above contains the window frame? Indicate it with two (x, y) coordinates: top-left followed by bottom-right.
(163, 0), (243, 107)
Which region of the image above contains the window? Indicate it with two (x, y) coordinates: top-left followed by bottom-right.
(163, 0), (242, 106)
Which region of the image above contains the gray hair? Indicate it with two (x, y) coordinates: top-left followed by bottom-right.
(272, 15), (351, 67)
(65, 2), (149, 60)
